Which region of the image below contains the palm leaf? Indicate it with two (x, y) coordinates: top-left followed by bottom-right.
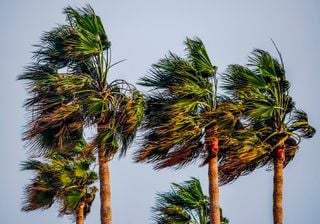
(152, 178), (229, 224)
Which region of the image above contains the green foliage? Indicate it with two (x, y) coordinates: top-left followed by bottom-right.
(219, 48), (316, 184)
(136, 37), (246, 169)
(152, 178), (229, 224)
(18, 4), (145, 159)
(63, 5), (110, 61)
(19, 5), (144, 223)
(21, 155), (97, 218)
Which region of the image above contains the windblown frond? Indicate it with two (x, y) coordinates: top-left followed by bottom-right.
(84, 79), (145, 158)
(185, 37), (217, 78)
(288, 110), (316, 139)
(152, 178), (229, 224)
(63, 5), (110, 61)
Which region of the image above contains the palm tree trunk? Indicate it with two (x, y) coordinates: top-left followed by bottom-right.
(98, 146), (112, 224)
(273, 145), (285, 224)
(76, 202), (85, 224)
(208, 137), (220, 224)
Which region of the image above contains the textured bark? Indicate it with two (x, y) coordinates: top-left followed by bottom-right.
(76, 202), (85, 224)
(98, 147), (112, 224)
(273, 145), (285, 224)
(208, 137), (220, 224)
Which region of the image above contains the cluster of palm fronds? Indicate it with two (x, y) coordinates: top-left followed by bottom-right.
(135, 38), (246, 170)
(19, 4), (315, 224)
(21, 153), (97, 219)
(152, 177), (229, 224)
(218, 48), (316, 185)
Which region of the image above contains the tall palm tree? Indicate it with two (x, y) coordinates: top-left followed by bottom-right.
(135, 37), (243, 224)
(152, 177), (229, 224)
(21, 154), (98, 224)
(219, 48), (315, 224)
(18, 5), (145, 224)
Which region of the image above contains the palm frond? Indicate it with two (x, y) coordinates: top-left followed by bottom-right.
(248, 49), (286, 82)
(63, 5), (110, 62)
(152, 178), (209, 224)
(33, 25), (71, 68)
(288, 109), (316, 139)
(85, 79), (145, 158)
(185, 37), (217, 78)
(152, 178), (229, 224)
(221, 64), (265, 100)
(22, 183), (57, 212)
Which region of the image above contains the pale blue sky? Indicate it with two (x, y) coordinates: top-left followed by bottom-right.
(1, 1), (319, 223)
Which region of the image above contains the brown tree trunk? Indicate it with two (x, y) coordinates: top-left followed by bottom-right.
(98, 147), (112, 224)
(273, 145), (285, 224)
(208, 137), (220, 224)
(76, 202), (85, 224)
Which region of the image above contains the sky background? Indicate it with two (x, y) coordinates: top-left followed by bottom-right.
(1, 0), (319, 223)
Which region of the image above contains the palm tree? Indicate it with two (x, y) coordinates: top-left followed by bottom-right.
(219, 48), (315, 224)
(135, 37), (243, 224)
(152, 177), (229, 224)
(18, 5), (145, 224)
(21, 154), (98, 224)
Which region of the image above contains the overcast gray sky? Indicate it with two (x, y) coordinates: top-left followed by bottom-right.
(1, 0), (319, 223)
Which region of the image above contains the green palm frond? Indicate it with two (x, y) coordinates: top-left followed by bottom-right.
(221, 65), (265, 100)
(18, 63), (56, 83)
(219, 140), (272, 185)
(152, 178), (228, 224)
(74, 160), (91, 178)
(61, 190), (84, 214)
(139, 53), (196, 88)
(33, 26), (70, 68)
(23, 109), (84, 156)
(139, 51), (213, 104)
(37, 73), (92, 94)
(21, 159), (47, 171)
(114, 88), (145, 156)
(136, 102), (204, 169)
(152, 178), (208, 224)
(20, 66), (89, 157)
(288, 109), (316, 139)
(185, 37), (217, 78)
(21, 159), (60, 212)
(22, 183), (57, 212)
(31, 5), (109, 67)
(63, 5), (110, 60)
(248, 49), (286, 82)
(84, 79), (145, 157)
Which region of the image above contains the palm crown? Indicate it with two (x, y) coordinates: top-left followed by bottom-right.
(19, 5), (145, 158)
(219, 48), (315, 183)
(136, 38), (243, 169)
(152, 177), (229, 224)
(21, 153), (97, 219)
